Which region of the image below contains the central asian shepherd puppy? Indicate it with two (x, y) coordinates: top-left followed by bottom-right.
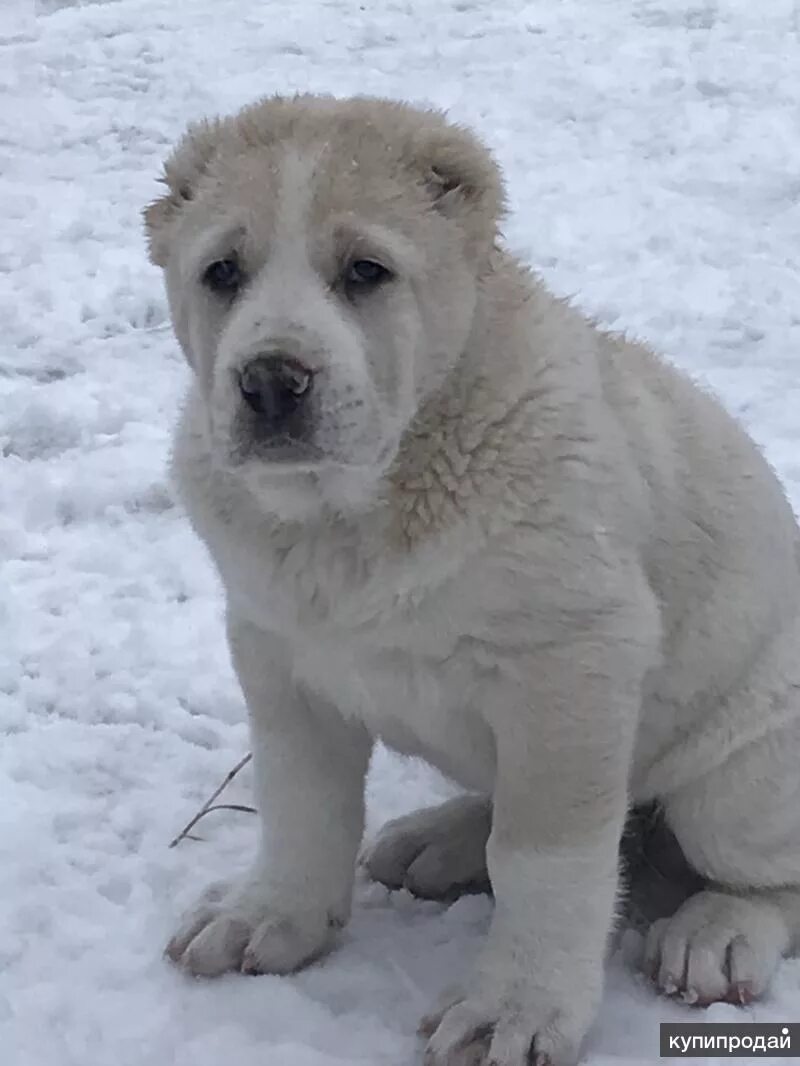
(144, 94), (800, 1066)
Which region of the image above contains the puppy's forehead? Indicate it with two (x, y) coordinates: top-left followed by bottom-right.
(209, 134), (430, 241)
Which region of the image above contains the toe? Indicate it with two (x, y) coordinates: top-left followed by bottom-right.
(180, 914), (253, 977)
(684, 938), (730, 1005)
(527, 1011), (584, 1066)
(642, 917), (668, 981)
(242, 913), (332, 975)
(419, 983), (467, 1038)
(485, 1022), (533, 1064)
(724, 934), (770, 1004)
(424, 1002), (491, 1064)
(363, 824), (424, 889)
(165, 904), (219, 964)
(654, 926), (689, 996)
(406, 846), (459, 900)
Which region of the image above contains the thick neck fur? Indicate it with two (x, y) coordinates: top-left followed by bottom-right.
(175, 247), (602, 593)
(265, 252), (582, 541)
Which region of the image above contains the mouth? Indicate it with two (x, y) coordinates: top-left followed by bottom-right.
(211, 393), (391, 476)
(257, 440), (326, 464)
(229, 432), (326, 467)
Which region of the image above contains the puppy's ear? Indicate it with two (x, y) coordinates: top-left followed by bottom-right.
(413, 115), (506, 257)
(143, 118), (226, 267)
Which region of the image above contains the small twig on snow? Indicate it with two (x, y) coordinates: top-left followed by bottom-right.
(169, 752), (255, 848)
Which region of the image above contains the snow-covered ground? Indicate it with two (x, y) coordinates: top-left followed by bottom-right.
(3, 1), (800, 1063)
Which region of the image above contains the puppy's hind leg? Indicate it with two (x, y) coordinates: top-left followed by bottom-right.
(643, 635), (800, 1006)
(362, 795), (492, 900)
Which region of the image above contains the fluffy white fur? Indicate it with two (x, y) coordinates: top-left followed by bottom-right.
(145, 94), (800, 1066)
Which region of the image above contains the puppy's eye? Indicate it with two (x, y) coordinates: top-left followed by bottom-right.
(345, 259), (391, 290)
(202, 257), (243, 296)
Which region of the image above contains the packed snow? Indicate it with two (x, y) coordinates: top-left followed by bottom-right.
(2, 1), (800, 1063)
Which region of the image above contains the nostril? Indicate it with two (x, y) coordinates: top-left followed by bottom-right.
(238, 356), (314, 421)
(239, 364), (266, 414)
(277, 360), (312, 398)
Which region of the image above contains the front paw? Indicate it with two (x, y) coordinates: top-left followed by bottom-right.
(165, 878), (339, 977)
(419, 966), (599, 1066)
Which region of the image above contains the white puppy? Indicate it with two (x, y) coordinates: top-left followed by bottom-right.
(145, 95), (800, 1066)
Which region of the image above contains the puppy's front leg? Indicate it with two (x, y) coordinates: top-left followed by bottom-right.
(167, 614), (371, 977)
(423, 624), (654, 1066)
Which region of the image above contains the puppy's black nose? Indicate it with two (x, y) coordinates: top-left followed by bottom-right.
(238, 355), (313, 427)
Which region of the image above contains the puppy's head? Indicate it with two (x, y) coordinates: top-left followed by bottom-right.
(145, 95), (505, 513)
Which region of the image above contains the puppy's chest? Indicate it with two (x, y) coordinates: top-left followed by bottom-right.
(224, 527), (491, 769)
(294, 624), (492, 789)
